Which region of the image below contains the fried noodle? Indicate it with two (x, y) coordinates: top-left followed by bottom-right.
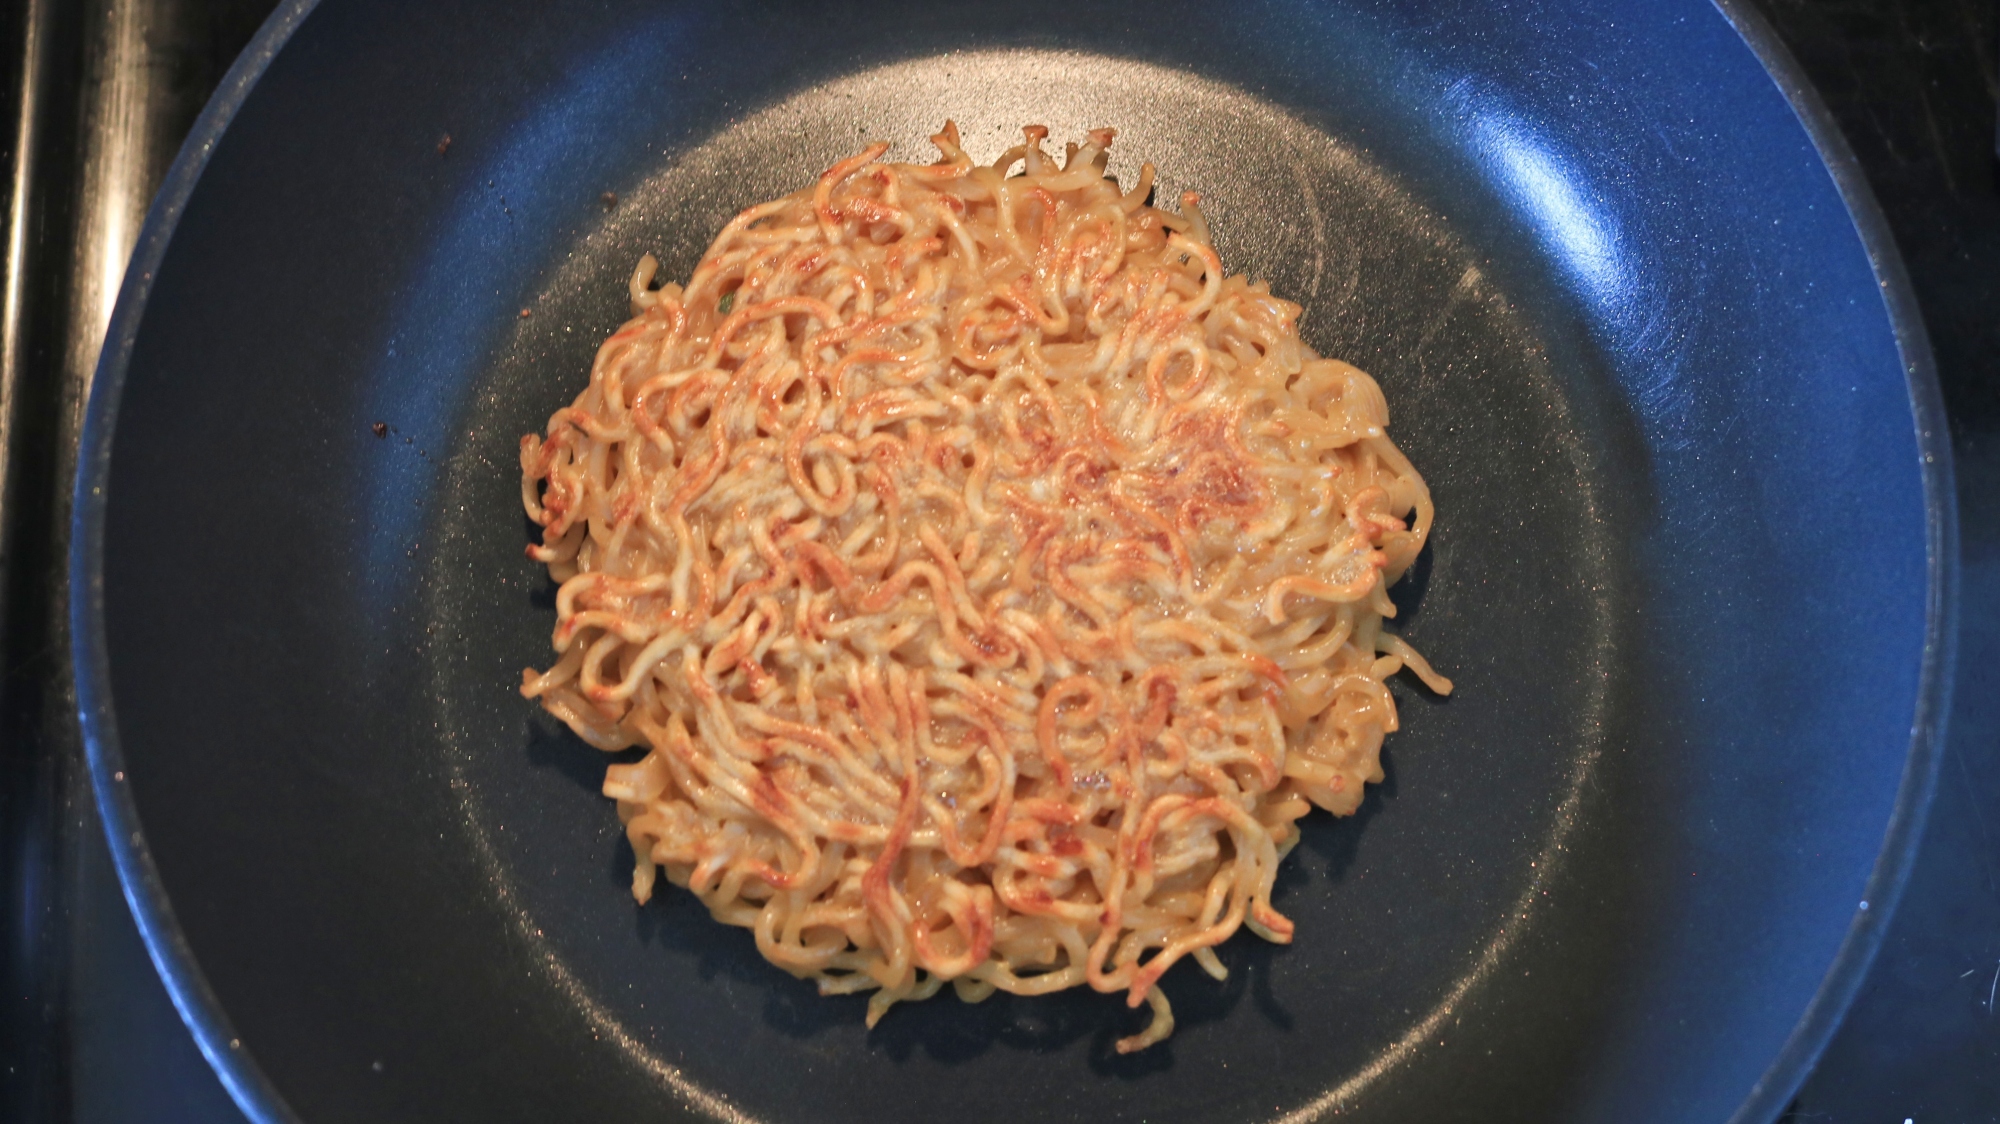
(519, 123), (1451, 1053)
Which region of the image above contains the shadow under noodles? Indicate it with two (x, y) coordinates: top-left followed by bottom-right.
(424, 47), (1618, 1124)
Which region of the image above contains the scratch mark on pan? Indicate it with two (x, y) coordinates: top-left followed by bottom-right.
(1289, 136), (1332, 309)
(1408, 266), (1483, 364)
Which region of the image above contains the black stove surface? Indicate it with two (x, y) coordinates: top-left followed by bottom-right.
(1, 1), (1993, 1121)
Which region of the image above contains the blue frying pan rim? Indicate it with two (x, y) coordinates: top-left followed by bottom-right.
(1698, 3), (1957, 1121)
(65, 2), (1957, 1122)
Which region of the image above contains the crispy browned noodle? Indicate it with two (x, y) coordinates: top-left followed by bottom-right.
(519, 123), (1450, 1052)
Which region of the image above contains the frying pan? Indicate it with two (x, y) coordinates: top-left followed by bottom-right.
(71, 0), (1957, 1121)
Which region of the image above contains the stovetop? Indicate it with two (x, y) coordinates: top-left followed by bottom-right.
(1, 1), (1993, 1121)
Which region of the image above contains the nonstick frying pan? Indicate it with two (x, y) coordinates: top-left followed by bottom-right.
(72, 1), (1956, 1122)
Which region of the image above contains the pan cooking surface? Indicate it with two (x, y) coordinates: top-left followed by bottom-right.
(75, 2), (1951, 1123)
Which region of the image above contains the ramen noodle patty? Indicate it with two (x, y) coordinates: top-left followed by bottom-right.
(520, 123), (1449, 1052)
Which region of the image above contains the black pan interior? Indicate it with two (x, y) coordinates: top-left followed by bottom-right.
(84, 1), (1944, 1122)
